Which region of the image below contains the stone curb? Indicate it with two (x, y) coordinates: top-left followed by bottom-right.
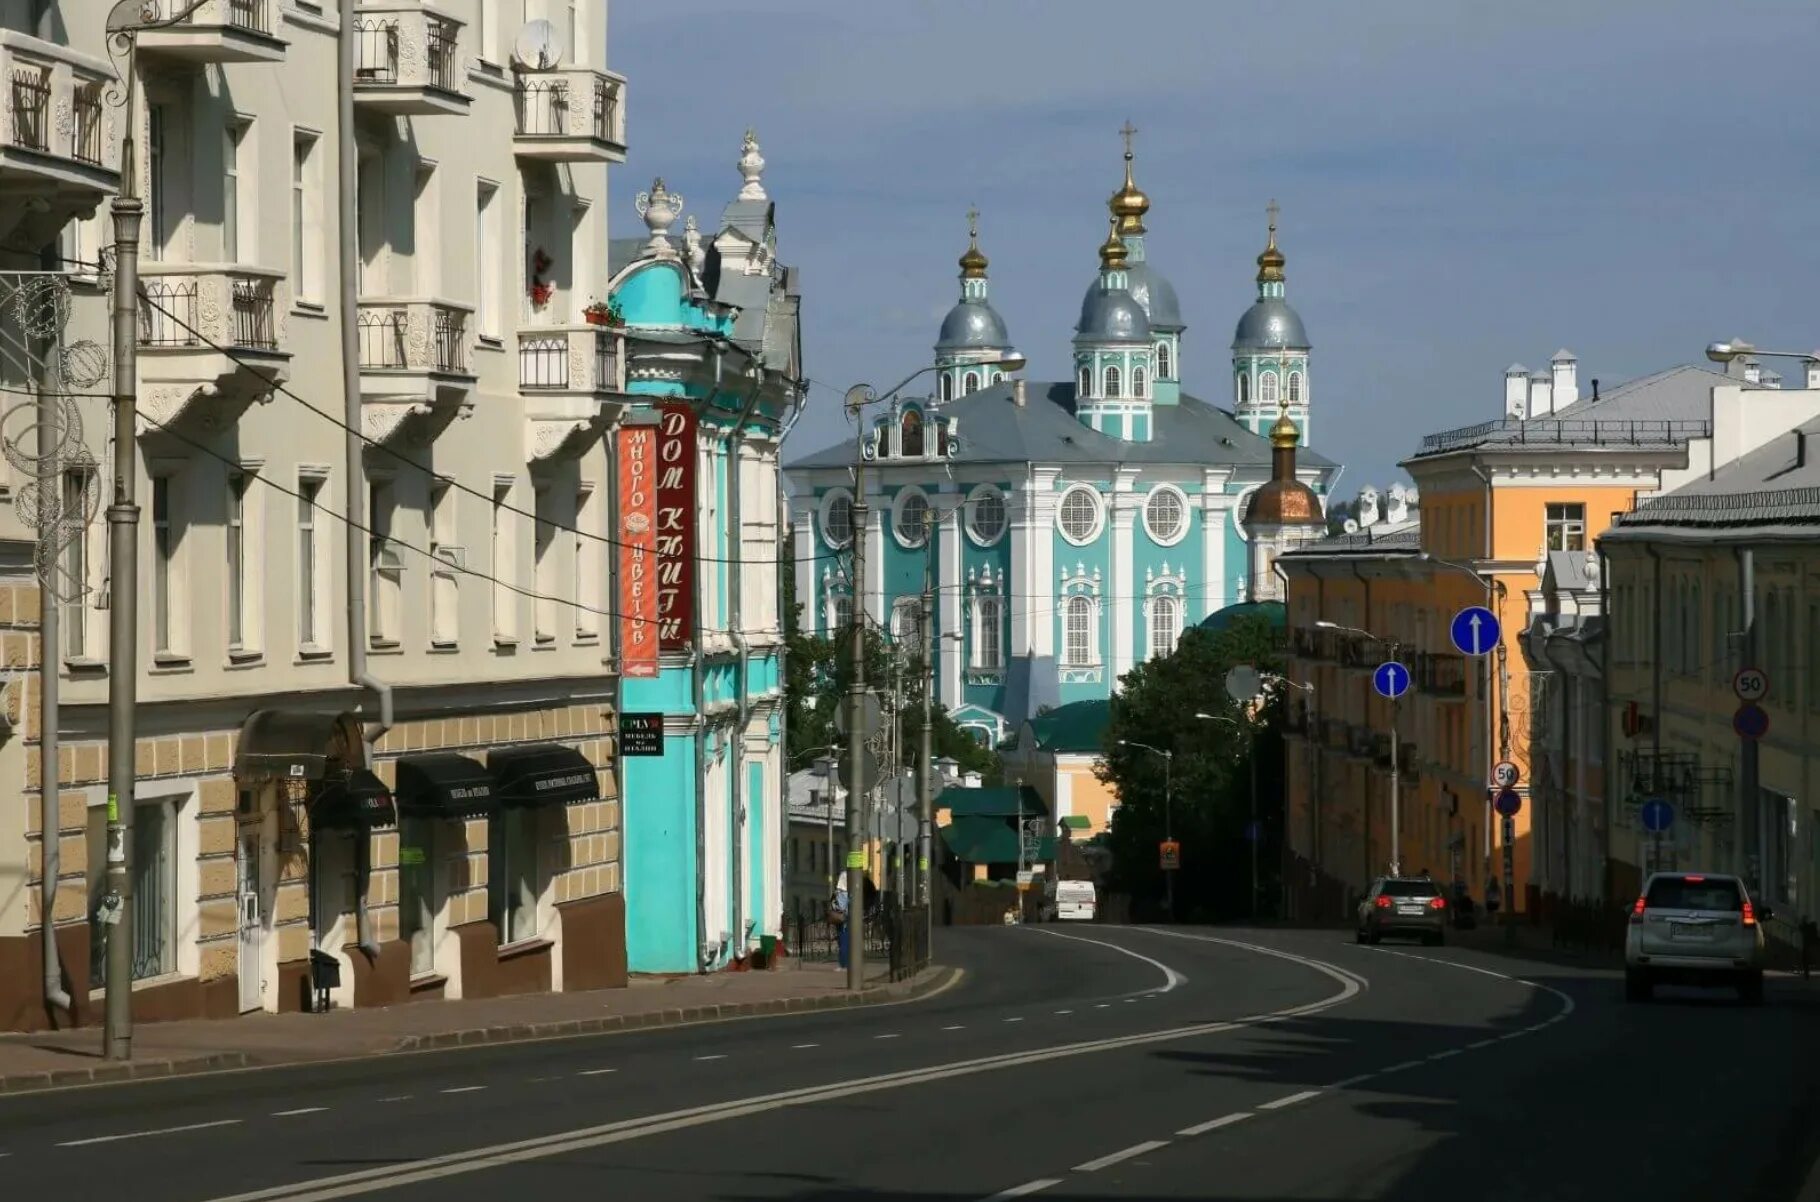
(0, 966), (956, 1096)
(0, 1051), (251, 1096)
(389, 965), (958, 1053)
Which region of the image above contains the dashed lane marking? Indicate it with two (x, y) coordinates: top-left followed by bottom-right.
(1074, 1140), (1171, 1172)
(59, 1119), (241, 1147)
(1259, 1090), (1321, 1111)
(1055, 1009), (1073, 1015)
(1332, 1073), (1378, 1088)
(1177, 1112), (1252, 1136)
(376, 1096), (411, 1104)
(440, 1087), (485, 1094)
(791, 1043), (820, 1049)
(1004, 1016), (1024, 1023)
(942, 1025), (965, 1031)
(693, 1055), (728, 1062)
(1382, 1060), (1422, 1074)
(984, 1180), (1063, 1199)
(577, 1069), (618, 1076)
(874, 1034), (900, 1040)
(272, 1108), (328, 1117)
(1428, 1048), (1462, 1061)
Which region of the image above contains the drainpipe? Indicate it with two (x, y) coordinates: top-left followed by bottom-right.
(1736, 545), (1758, 891)
(1644, 542), (1663, 878)
(1350, 561), (1373, 885)
(34, 249), (71, 1017)
(1467, 464), (1496, 875)
(692, 346), (725, 971)
(338, 0), (386, 960)
(1596, 544), (1612, 902)
(724, 371), (766, 960)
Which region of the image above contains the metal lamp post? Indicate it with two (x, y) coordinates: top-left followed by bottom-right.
(1196, 712), (1259, 920)
(1121, 740), (1174, 921)
(1317, 621), (1403, 877)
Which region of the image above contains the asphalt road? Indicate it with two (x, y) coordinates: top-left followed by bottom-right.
(1, 924), (1816, 1202)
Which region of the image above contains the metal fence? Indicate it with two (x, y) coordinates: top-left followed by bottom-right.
(519, 335), (567, 388)
(432, 304), (466, 372)
(9, 67), (49, 152)
(425, 16), (459, 93)
(140, 280), (199, 346)
(514, 79), (571, 135)
(227, 0), (271, 33)
(72, 81), (103, 165)
(353, 19), (399, 85)
(230, 274), (277, 350)
(785, 902), (929, 981)
(1418, 416), (1712, 455)
(357, 307), (406, 368)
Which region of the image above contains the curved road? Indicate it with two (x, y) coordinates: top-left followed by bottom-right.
(1, 924), (1815, 1202)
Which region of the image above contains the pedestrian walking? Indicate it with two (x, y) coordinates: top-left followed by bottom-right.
(830, 884), (851, 970)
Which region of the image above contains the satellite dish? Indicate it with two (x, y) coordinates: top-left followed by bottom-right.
(512, 19), (563, 70)
(1225, 665), (1262, 704)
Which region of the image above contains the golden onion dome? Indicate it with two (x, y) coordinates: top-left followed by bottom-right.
(1270, 409), (1299, 448)
(1099, 216), (1129, 271)
(1110, 155), (1150, 235)
(959, 206), (989, 278)
(1256, 200), (1286, 283)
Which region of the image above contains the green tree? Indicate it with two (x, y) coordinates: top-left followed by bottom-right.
(1096, 615), (1288, 922)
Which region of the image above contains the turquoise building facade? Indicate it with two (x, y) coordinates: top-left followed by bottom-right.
(611, 134), (801, 971)
(785, 139), (1335, 746)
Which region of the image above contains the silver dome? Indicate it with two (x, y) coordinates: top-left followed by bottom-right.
(935, 300), (1011, 352)
(1076, 284), (1152, 344)
(1232, 298), (1310, 351)
(1121, 260), (1183, 330)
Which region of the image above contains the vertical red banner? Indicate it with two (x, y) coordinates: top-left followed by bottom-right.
(655, 401), (697, 653)
(617, 423), (659, 678)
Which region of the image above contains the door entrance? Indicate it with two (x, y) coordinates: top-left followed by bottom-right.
(237, 823), (266, 1012)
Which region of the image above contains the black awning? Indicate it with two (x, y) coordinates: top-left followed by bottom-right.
(235, 710), (359, 782)
(395, 753), (496, 819)
(489, 743), (601, 808)
(310, 769), (397, 831)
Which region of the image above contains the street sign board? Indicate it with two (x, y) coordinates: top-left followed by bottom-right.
(620, 712), (665, 757)
(1016, 869), (1034, 887)
(1733, 668), (1770, 704)
(1225, 664), (1262, 703)
(1493, 787), (1522, 818)
(1159, 839), (1181, 871)
(838, 747), (880, 796)
(1492, 760), (1521, 790)
(1640, 797), (1674, 834)
(1450, 606), (1501, 657)
(1373, 660), (1411, 700)
(834, 691), (883, 737)
(1733, 702), (1770, 741)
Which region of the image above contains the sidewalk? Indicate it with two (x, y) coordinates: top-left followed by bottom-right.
(0, 960), (953, 1095)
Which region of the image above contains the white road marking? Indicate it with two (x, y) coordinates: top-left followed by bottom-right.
(941, 1025), (965, 1031)
(1095, 1003), (1110, 1009)
(577, 1069), (618, 1076)
(1349, 944), (1579, 1023)
(1498, 1031), (1529, 1041)
(60, 1119), (241, 1147)
(1259, 1089), (1322, 1110)
(440, 1087), (485, 1094)
(985, 1180), (1063, 1199)
(1177, 1112), (1252, 1136)
(1382, 1060), (1422, 1073)
(791, 1043), (820, 1049)
(874, 1033), (900, 1040)
(1074, 1139), (1171, 1172)
(1122, 998), (1136, 1003)
(1333, 1073), (1378, 1088)
(1021, 926), (1189, 994)
(273, 1108), (328, 1117)
(1466, 1039), (1496, 1049)
(1004, 1016), (1024, 1023)
(376, 1096), (412, 1104)
(192, 942), (1362, 1202)
(1054, 1009), (1073, 1015)
(1428, 1048), (1462, 1061)
(694, 1054), (728, 1061)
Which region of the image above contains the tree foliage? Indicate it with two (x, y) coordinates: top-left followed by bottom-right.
(1096, 615), (1289, 921)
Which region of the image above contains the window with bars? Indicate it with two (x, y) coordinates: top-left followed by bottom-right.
(89, 798), (178, 984)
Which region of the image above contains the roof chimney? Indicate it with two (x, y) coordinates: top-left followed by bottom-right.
(1013, 378), (1027, 407)
(1551, 348), (1579, 409)
(1743, 358), (1762, 385)
(1528, 370), (1554, 419)
(1807, 355), (1820, 390)
(1504, 363), (1529, 419)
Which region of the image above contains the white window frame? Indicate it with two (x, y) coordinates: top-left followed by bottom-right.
(1545, 502), (1587, 552)
(575, 481), (599, 642)
(1147, 593), (1183, 660)
(1156, 340), (1172, 379)
(818, 486), (854, 550)
(149, 466), (188, 662)
(892, 485), (931, 549)
(900, 408), (926, 458)
(295, 469), (330, 656)
(1104, 364), (1122, 399)
(87, 789), (195, 988)
(475, 179), (501, 339)
(1288, 370), (1303, 404)
(1078, 366), (1092, 396)
(489, 806), (542, 947)
(412, 160), (440, 296)
(428, 479), (459, 649)
(291, 129), (323, 305)
(962, 370), (980, 396)
(1132, 366), (1147, 399)
(226, 463), (264, 661)
(1237, 371), (1249, 405)
(940, 373), (954, 402)
(965, 484), (1007, 547)
(60, 466), (104, 663)
(1259, 371), (1279, 407)
(891, 596), (922, 646)
(1056, 485), (1105, 546)
(224, 117), (253, 264)
(367, 475), (403, 649)
(491, 476), (518, 645)
(532, 483), (557, 646)
(1143, 483), (1190, 547)
(398, 814), (438, 979)
(971, 594), (1003, 670)
(1062, 594), (1099, 667)
(827, 590), (853, 637)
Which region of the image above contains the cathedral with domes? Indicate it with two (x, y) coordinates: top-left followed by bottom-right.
(786, 131), (1336, 746)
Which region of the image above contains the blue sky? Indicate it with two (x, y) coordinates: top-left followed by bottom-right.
(612, 0), (1820, 493)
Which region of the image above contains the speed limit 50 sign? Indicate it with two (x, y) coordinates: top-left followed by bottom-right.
(1733, 668), (1770, 704)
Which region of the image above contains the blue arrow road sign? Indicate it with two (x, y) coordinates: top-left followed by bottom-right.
(1373, 660), (1411, 700)
(1450, 606), (1500, 656)
(1640, 797), (1674, 834)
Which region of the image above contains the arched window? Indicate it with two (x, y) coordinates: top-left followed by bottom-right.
(832, 595), (853, 634)
(991, 371), (1004, 384)
(900, 409), (924, 458)
(1149, 595), (1181, 660)
(1238, 372), (1249, 405)
(1104, 365), (1122, 399)
(1288, 371), (1303, 404)
(1078, 366), (1092, 396)
(1063, 596), (1094, 666)
(1132, 367), (1147, 398)
(972, 597), (1003, 669)
(939, 373), (954, 402)
(1259, 371), (1279, 406)
(962, 370), (980, 396)
(1157, 341), (1173, 379)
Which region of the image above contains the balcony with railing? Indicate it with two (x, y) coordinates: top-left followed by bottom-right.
(518, 324), (622, 462)
(135, 0), (287, 64)
(353, 5), (469, 116)
(1, 33), (120, 244)
(512, 68), (628, 163)
(1418, 651), (1468, 699)
(136, 265), (290, 435)
(356, 297), (476, 444)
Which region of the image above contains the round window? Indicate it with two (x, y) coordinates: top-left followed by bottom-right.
(1145, 487), (1186, 545)
(896, 490), (930, 546)
(968, 489), (1007, 544)
(823, 491), (853, 546)
(1057, 486), (1102, 544)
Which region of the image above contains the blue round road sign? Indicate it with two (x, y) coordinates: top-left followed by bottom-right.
(1493, 787), (1522, 817)
(1733, 702), (1770, 741)
(1373, 660), (1411, 700)
(1640, 797), (1674, 834)
(1450, 606), (1501, 657)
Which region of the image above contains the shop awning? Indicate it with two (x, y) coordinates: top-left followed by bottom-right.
(310, 769), (397, 831)
(394, 753), (496, 819)
(234, 710), (361, 782)
(489, 743), (601, 807)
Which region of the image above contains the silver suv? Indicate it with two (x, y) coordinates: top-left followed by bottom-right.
(1624, 872), (1768, 1004)
(1355, 876), (1447, 946)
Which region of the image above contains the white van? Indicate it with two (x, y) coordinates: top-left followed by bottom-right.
(1048, 879), (1097, 921)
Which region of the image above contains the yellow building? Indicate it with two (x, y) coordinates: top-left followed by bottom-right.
(1003, 700), (1119, 838)
(1284, 355), (1752, 917)
(1599, 410), (1820, 951)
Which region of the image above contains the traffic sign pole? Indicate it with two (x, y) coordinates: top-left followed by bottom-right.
(1372, 659), (1409, 877)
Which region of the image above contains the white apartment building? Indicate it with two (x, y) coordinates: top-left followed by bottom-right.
(0, 0), (632, 1029)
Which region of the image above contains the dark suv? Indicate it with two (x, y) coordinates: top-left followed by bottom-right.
(1356, 876), (1448, 946)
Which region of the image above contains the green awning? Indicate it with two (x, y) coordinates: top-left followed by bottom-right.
(938, 785), (1047, 819)
(939, 815), (1057, 864)
(1061, 814), (1092, 830)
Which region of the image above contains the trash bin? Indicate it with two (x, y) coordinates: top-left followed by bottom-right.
(308, 948), (340, 1013)
(758, 934), (777, 969)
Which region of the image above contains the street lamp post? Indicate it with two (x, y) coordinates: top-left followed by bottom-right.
(1196, 712), (1259, 920)
(1317, 621), (1402, 877)
(844, 354), (1023, 988)
(1121, 740), (1174, 921)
